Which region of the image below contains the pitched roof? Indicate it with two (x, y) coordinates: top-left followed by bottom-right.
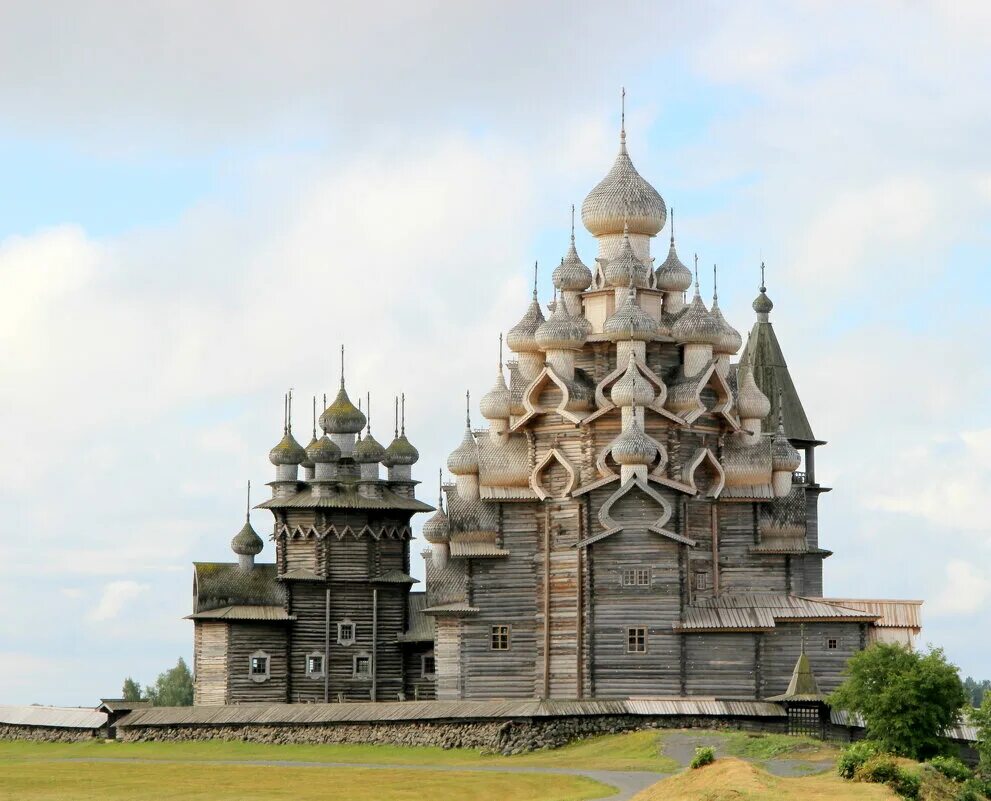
(767, 652), (826, 702)
(192, 562), (285, 613)
(256, 484), (433, 512)
(98, 699), (151, 713)
(739, 320), (820, 444)
(0, 705), (106, 730)
(186, 605), (294, 622)
(397, 592), (435, 643)
(676, 594), (879, 631)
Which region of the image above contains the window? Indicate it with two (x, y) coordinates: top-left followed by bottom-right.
(249, 650), (270, 683)
(827, 638), (838, 650)
(338, 620), (356, 646)
(353, 654), (371, 678)
(627, 627), (647, 653)
(421, 653), (436, 677)
(695, 571), (709, 591)
(491, 625), (511, 650)
(622, 568), (651, 587)
(306, 652), (324, 678)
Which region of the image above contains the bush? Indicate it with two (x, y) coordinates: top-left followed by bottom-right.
(929, 755), (974, 782)
(690, 746), (715, 769)
(838, 741), (882, 779)
(956, 777), (991, 801)
(853, 755), (921, 799)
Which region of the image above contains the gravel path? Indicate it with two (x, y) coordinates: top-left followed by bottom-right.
(56, 757), (666, 801)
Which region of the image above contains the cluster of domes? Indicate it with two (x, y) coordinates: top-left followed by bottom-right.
(581, 127), (666, 237)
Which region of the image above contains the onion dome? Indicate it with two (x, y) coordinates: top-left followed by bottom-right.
(710, 269), (743, 355)
(536, 290), (586, 351)
(553, 214), (593, 291)
(231, 519), (264, 556)
(736, 368), (771, 421)
(320, 384), (366, 435)
(301, 433), (319, 470)
(611, 351), (656, 407)
(507, 263), (546, 354)
(611, 403), (657, 466)
(581, 119), (666, 237)
(447, 428), (479, 475)
(771, 397), (801, 472)
(604, 225), (649, 288)
(422, 472), (450, 544)
(308, 434), (341, 464)
(269, 430), (307, 466)
(753, 288), (774, 315)
(655, 212), (693, 292)
(671, 287), (721, 346)
(382, 395), (420, 467)
(480, 371), (511, 420)
(352, 431), (385, 464)
(603, 284), (657, 342)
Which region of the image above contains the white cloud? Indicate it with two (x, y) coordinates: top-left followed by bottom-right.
(931, 560), (991, 616)
(88, 581), (149, 622)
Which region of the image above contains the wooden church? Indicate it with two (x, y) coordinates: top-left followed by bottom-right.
(421, 105), (921, 702)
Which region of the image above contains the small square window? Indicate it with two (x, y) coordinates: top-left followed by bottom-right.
(306, 653), (324, 677)
(627, 627), (647, 653)
(338, 620), (355, 646)
(695, 571), (709, 591)
(622, 568), (650, 586)
(491, 625), (510, 650)
(250, 656), (268, 675)
(827, 638), (838, 650)
(421, 654), (436, 677)
(354, 655), (371, 678)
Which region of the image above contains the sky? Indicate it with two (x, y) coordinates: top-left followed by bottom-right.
(1, 1), (989, 705)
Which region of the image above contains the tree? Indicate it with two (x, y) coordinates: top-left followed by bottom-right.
(964, 676), (991, 708)
(829, 643), (967, 759)
(971, 692), (991, 777)
(121, 676), (143, 702)
(144, 657), (194, 707)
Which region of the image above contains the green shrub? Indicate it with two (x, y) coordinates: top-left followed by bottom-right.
(929, 755), (974, 782)
(889, 767), (921, 799)
(690, 746), (715, 769)
(855, 754), (900, 784)
(956, 777), (991, 801)
(838, 741), (882, 779)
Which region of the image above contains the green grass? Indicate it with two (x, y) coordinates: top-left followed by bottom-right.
(0, 760), (610, 801)
(717, 731), (838, 761)
(0, 730), (679, 773)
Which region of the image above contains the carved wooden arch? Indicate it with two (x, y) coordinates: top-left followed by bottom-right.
(576, 476), (695, 549)
(588, 356), (681, 426)
(511, 367), (584, 431)
(594, 430), (669, 480)
(530, 447), (578, 500)
(682, 447), (726, 498)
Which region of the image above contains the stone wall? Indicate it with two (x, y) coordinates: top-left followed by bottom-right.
(0, 724), (102, 742)
(120, 714), (787, 754)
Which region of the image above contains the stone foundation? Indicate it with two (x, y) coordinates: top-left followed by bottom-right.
(0, 724), (101, 742)
(120, 714), (787, 754)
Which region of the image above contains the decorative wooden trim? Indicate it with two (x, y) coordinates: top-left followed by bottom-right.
(530, 447), (578, 500)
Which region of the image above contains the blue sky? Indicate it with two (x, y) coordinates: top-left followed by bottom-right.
(1, 1), (989, 704)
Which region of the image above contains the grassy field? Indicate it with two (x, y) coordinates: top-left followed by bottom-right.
(0, 729), (859, 801)
(631, 757), (898, 801)
(0, 729), (680, 772)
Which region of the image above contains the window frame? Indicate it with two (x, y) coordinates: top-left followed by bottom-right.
(826, 637), (839, 650)
(626, 626), (647, 654)
(353, 653), (372, 680)
(490, 624), (511, 651)
(305, 651), (325, 679)
(621, 568), (651, 587)
(694, 571), (709, 591)
(249, 650), (271, 683)
(421, 652), (436, 678)
(337, 619), (356, 647)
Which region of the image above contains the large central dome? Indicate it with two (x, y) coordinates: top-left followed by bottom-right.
(581, 130), (666, 237)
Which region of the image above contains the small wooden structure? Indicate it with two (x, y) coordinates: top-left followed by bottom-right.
(97, 699), (151, 738)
